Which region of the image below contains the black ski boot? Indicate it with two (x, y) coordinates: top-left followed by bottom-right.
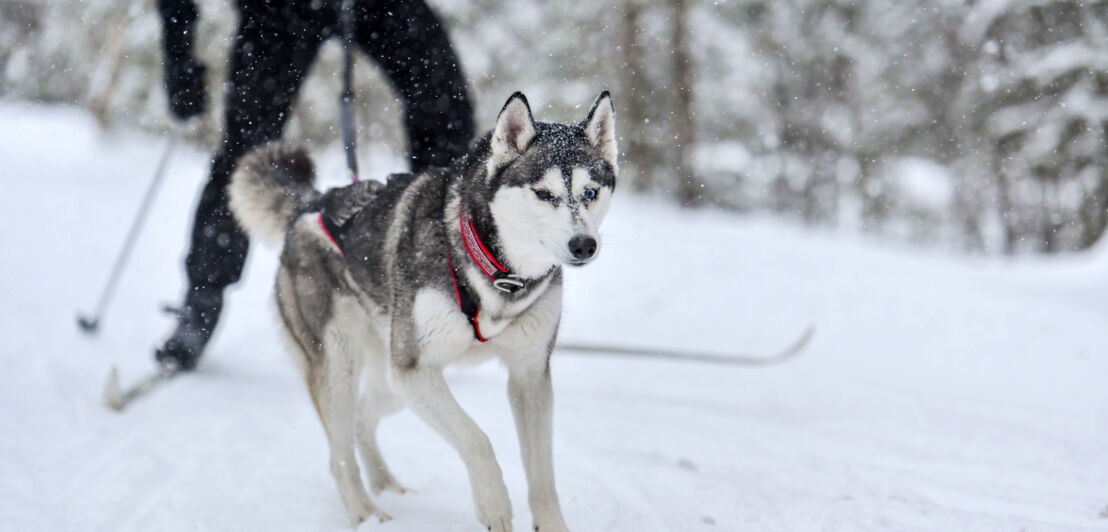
(155, 287), (223, 371)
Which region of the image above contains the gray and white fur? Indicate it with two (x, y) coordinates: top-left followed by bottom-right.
(228, 91), (617, 531)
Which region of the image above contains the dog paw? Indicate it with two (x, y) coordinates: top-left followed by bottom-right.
(479, 509), (513, 531)
(528, 498), (568, 532)
(532, 510), (569, 532)
(474, 484), (513, 532)
(370, 509), (393, 524)
(532, 522), (570, 532)
(349, 506), (392, 527)
(370, 469), (409, 494)
(345, 496), (392, 527)
(370, 476), (408, 495)
(483, 516), (512, 532)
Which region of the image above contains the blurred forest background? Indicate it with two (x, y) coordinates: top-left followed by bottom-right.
(2, 0), (1107, 254)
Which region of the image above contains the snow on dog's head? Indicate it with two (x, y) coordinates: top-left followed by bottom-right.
(476, 91), (617, 277)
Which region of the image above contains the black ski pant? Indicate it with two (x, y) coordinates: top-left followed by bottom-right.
(186, 0), (474, 292)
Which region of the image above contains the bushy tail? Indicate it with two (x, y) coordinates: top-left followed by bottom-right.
(228, 143), (321, 245)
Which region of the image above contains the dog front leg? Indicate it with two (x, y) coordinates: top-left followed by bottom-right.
(391, 363), (513, 531)
(507, 354), (568, 532)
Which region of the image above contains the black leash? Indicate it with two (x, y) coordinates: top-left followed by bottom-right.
(339, 0), (359, 181)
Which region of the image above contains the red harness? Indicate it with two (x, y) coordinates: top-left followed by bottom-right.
(446, 246), (487, 342)
(317, 213), (345, 257)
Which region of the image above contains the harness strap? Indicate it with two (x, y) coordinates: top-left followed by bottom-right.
(317, 212), (345, 257)
(446, 247), (487, 342)
(445, 211), (532, 341)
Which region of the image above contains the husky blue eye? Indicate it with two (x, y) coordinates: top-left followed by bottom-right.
(583, 188), (598, 201)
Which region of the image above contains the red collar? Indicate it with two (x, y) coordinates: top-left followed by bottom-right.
(458, 212), (524, 293)
(445, 211), (525, 344)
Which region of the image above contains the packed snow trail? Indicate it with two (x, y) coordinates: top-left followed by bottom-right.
(1, 103), (1106, 531)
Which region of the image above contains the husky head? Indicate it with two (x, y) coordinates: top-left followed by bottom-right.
(468, 91), (617, 277)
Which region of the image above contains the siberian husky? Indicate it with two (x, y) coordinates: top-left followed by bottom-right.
(228, 91), (617, 531)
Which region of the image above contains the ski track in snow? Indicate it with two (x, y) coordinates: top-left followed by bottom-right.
(1, 103), (1107, 531)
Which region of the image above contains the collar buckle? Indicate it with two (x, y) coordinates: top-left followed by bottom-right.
(492, 275), (525, 293)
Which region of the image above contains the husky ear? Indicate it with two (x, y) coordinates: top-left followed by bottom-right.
(488, 92), (536, 176)
(584, 91), (617, 172)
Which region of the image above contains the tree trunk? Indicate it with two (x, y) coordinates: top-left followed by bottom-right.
(620, 0), (653, 192)
(87, 13), (127, 128)
(670, 0), (700, 206)
(993, 145), (1018, 254)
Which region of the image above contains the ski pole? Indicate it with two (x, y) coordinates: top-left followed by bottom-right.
(77, 124), (183, 335)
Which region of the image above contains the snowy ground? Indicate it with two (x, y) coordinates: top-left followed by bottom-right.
(1, 103), (1107, 531)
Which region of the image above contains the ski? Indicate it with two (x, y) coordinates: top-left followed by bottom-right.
(103, 364), (179, 411)
(556, 325), (815, 367)
(101, 326), (813, 411)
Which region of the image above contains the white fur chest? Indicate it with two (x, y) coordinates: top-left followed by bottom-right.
(412, 273), (559, 367)
(465, 268), (553, 338)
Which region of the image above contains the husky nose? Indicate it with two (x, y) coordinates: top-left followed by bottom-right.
(568, 235), (597, 260)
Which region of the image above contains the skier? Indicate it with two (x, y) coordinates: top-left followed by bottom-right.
(156, 0), (474, 370)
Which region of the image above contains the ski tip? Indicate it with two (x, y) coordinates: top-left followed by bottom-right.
(103, 366), (124, 411)
(778, 324), (817, 360)
(796, 324), (817, 349)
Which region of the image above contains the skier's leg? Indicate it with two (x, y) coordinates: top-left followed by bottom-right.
(354, 0), (475, 171)
(157, 9), (325, 370)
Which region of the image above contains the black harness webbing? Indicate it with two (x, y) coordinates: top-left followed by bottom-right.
(317, 212), (347, 257)
(446, 247), (487, 342)
(339, 0), (358, 181)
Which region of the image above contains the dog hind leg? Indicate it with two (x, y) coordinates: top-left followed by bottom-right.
(310, 337), (391, 526)
(356, 370), (406, 495)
